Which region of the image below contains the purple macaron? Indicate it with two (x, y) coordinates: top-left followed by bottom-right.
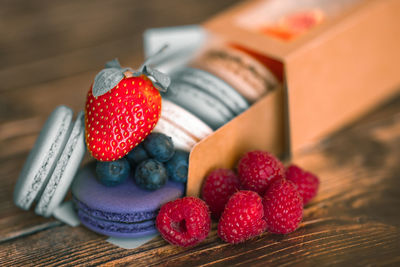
(72, 162), (185, 238)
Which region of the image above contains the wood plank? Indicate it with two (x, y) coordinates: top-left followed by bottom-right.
(0, 39), (143, 92)
(0, 0), (240, 91)
(1, 95), (399, 266)
(0, 209), (398, 266)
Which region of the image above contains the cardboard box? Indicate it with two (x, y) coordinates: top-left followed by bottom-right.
(187, 87), (284, 197)
(203, 0), (400, 153)
(186, 0), (400, 197)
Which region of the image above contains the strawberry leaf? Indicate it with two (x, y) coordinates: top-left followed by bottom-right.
(92, 68), (124, 97)
(142, 65), (170, 92)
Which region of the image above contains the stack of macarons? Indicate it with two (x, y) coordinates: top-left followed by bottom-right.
(191, 43), (279, 103)
(162, 67), (250, 130)
(13, 106), (86, 217)
(160, 42), (279, 130)
(71, 162), (185, 238)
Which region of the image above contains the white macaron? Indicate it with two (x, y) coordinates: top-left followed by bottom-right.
(154, 99), (213, 151)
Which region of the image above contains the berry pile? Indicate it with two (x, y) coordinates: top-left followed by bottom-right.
(204, 150), (319, 243)
(96, 132), (189, 190)
(156, 150), (320, 247)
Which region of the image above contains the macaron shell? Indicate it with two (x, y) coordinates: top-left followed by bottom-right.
(163, 81), (235, 130)
(172, 67), (249, 115)
(153, 117), (196, 152)
(154, 99), (213, 151)
(73, 196), (157, 223)
(161, 99), (213, 141)
(35, 111), (86, 217)
(77, 209), (157, 238)
(193, 46), (278, 103)
(72, 162), (185, 222)
(14, 106), (73, 210)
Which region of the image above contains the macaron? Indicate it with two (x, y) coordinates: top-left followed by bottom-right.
(154, 118), (197, 152)
(192, 44), (278, 103)
(171, 67), (249, 116)
(153, 99), (213, 151)
(162, 81), (236, 130)
(72, 162), (185, 238)
(14, 106), (86, 217)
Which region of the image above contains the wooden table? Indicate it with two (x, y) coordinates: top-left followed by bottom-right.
(1, 1), (399, 266)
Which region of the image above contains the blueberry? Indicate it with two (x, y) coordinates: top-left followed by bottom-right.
(96, 158), (130, 186)
(165, 150), (189, 183)
(143, 133), (174, 162)
(126, 143), (149, 165)
(134, 159), (168, 190)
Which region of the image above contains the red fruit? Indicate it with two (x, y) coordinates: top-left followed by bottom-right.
(85, 75), (161, 161)
(238, 151), (285, 195)
(201, 169), (240, 219)
(218, 190), (267, 244)
(286, 164), (319, 205)
(260, 9), (324, 41)
(263, 179), (303, 234)
(280, 9), (324, 33)
(156, 197), (211, 247)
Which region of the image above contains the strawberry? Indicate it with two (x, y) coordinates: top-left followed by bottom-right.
(85, 58), (170, 161)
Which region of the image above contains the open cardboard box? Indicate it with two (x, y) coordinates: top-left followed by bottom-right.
(185, 0), (400, 197)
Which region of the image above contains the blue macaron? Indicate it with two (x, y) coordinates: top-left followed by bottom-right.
(162, 80), (235, 130)
(172, 67), (249, 116)
(72, 162), (185, 238)
(14, 106), (86, 217)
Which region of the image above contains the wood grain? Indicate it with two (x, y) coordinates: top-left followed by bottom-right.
(0, 0), (239, 92)
(1, 0), (400, 266)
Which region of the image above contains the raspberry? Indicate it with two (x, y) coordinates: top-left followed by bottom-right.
(286, 164), (319, 205)
(238, 151), (285, 195)
(218, 190), (267, 244)
(156, 197), (211, 247)
(201, 169), (240, 219)
(263, 179), (303, 234)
